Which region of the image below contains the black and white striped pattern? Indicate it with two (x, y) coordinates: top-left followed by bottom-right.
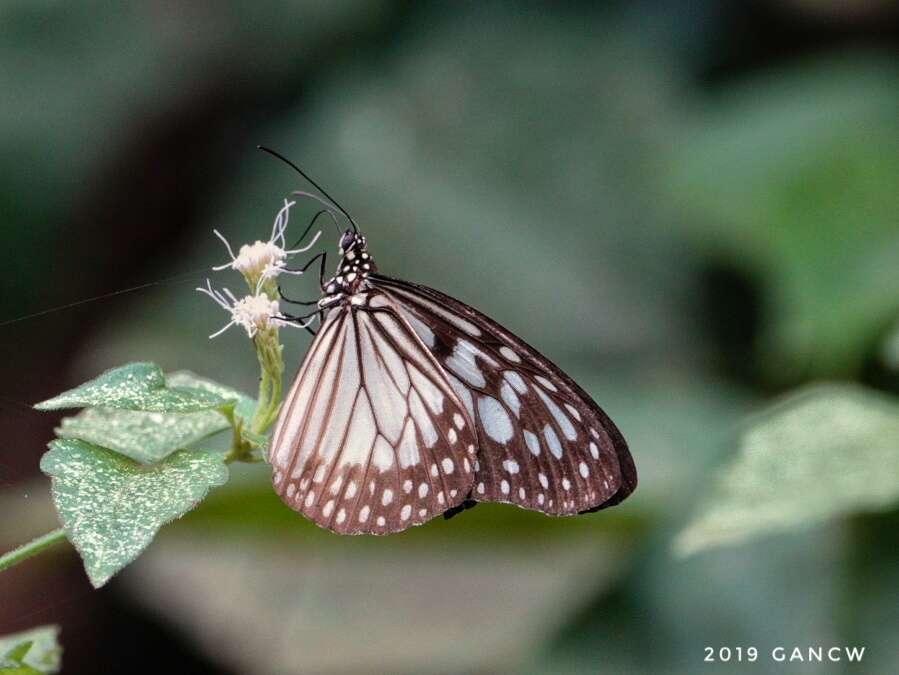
(269, 231), (636, 534)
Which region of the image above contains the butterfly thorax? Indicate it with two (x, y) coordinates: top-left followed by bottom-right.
(318, 231), (377, 310)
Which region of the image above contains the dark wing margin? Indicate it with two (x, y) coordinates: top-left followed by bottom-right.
(370, 274), (637, 515)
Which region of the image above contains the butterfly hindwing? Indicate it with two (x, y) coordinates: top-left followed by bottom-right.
(371, 275), (637, 516)
(269, 292), (479, 534)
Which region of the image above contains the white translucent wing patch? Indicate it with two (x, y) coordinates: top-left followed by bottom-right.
(269, 293), (478, 534)
(372, 276), (635, 516)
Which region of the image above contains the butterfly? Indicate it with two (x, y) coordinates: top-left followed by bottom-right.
(264, 153), (636, 535)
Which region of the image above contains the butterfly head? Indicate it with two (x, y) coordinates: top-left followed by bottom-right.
(321, 229), (377, 300)
(339, 230), (364, 253)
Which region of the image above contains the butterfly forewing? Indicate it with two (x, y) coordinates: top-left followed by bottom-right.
(370, 275), (637, 516)
(269, 291), (479, 534)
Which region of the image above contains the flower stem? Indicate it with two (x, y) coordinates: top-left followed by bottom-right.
(0, 528), (68, 574)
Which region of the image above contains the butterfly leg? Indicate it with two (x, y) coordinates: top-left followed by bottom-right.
(277, 285), (318, 306)
(278, 307), (325, 323)
(283, 251), (328, 288)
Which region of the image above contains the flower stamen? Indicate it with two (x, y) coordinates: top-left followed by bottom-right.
(210, 199), (322, 289)
(197, 279), (313, 339)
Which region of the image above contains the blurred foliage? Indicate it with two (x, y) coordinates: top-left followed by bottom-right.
(0, 626), (60, 674)
(2, 1), (898, 673)
(883, 316), (899, 371)
(668, 56), (899, 384)
(674, 384), (899, 556)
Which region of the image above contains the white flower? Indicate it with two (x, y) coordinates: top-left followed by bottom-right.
(212, 199), (321, 288)
(197, 280), (311, 339)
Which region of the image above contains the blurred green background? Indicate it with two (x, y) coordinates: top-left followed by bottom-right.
(1, 1), (897, 673)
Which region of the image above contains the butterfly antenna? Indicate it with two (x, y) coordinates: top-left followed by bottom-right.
(257, 146), (359, 233)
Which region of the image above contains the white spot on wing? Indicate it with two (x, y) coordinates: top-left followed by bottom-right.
(503, 370), (528, 394)
(500, 346), (521, 363)
(500, 480), (510, 495)
(524, 430), (541, 456)
(381, 489), (394, 506)
(500, 381), (521, 417)
(565, 403), (581, 422)
(535, 388), (577, 441)
(535, 375), (558, 392)
(543, 424), (563, 459)
(447, 374), (475, 421)
(445, 340), (486, 387)
(442, 457), (454, 474)
(478, 396), (514, 443)
(589, 442), (599, 459)
(502, 459), (520, 474)
(579, 461), (589, 478)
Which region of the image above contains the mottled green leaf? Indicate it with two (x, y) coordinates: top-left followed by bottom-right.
(54, 372), (254, 464)
(35, 363), (230, 413)
(165, 372), (256, 425)
(40, 439), (229, 587)
(674, 384), (899, 557)
(0, 626), (60, 674)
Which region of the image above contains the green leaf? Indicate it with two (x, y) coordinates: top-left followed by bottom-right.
(674, 384), (899, 557)
(0, 626), (61, 674)
(55, 372), (255, 464)
(165, 372), (256, 424)
(40, 438), (229, 587)
(35, 363), (230, 413)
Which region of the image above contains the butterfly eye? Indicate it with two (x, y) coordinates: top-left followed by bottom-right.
(339, 231), (355, 251)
